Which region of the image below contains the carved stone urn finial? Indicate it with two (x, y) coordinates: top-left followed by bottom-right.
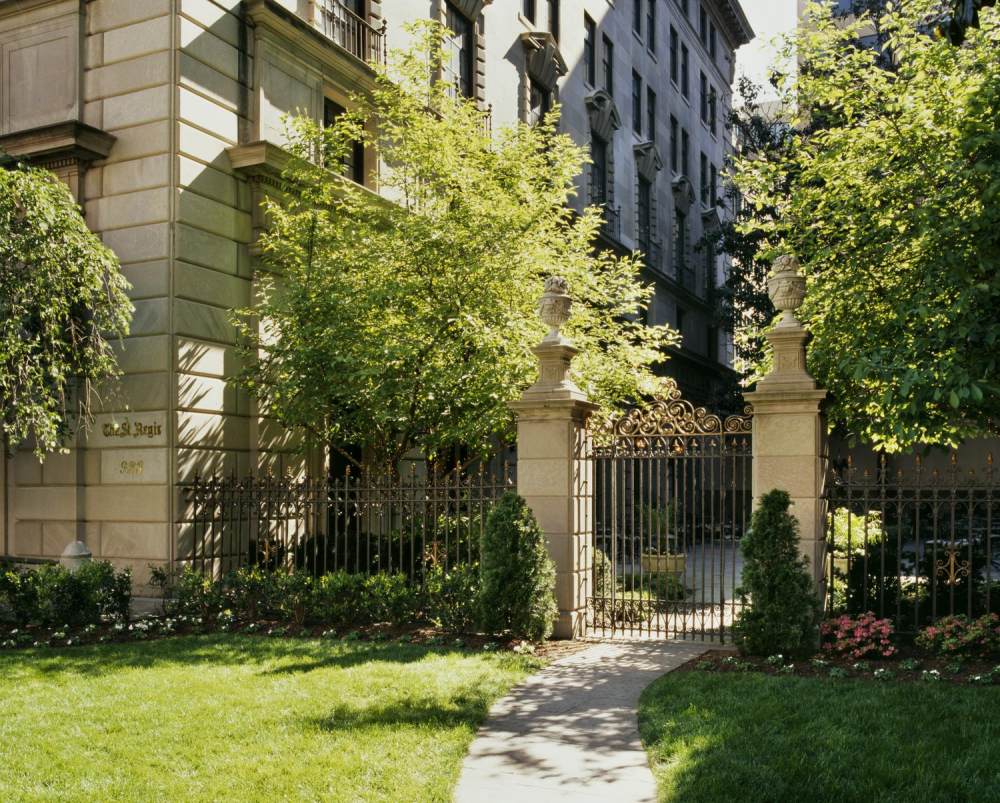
(539, 276), (571, 343)
(767, 254), (807, 328)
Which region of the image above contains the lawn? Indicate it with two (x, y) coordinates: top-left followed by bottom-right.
(0, 634), (538, 802)
(639, 670), (1000, 802)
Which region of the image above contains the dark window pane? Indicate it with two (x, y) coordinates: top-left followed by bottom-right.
(524, 0), (536, 22)
(584, 15), (596, 85)
(647, 0), (656, 52)
(647, 87), (656, 143)
(632, 71), (642, 134)
(603, 35), (614, 96)
(530, 79), (551, 125)
(445, 2), (474, 99)
(670, 115), (678, 172)
(670, 27), (678, 83)
(323, 97), (365, 185)
(681, 43), (689, 97)
(633, 0), (642, 34)
(548, 0), (560, 41)
(591, 134), (608, 204)
(700, 151), (708, 204)
(638, 176), (651, 248)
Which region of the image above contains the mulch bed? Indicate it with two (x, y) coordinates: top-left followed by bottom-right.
(677, 647), (1000, 685)
(0, 616), (577, 659)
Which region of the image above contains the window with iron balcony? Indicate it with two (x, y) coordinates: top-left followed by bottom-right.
(316, 0), (386, 65)
(445, 2), (475, 99)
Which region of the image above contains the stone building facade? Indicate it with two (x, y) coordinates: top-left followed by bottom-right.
(0, 0), (750, 583)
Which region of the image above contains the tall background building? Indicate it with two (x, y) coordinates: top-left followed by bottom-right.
(0, 0), (750, 583)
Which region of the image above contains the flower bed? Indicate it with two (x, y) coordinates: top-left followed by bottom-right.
(685, 649), (1000, 686)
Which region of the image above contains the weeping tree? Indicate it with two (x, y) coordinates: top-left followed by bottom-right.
(237, 23), (678, 475)
(734, 0), (1000, 451)
(0, 165), (132, 457)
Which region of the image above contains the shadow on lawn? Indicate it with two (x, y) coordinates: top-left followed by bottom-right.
(0, 635), (465, 678)
(306, 684), (496, 732)
(638, 672), (1000, 803)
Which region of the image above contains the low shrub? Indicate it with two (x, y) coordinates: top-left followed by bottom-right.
(0, 561), (131, 627)
(76, 561), (132, 623)
(593, 549), (614, 599)
(479, 493), (557, 641)
(0, 568), (39, 627)
(734, 489), (819, 656)
(151, 566), (223, 620)
(915, 614), (1000, 657)
(423, 563), (480, 632)
(226, 567), (278, 621)
(311, 571), (365, 625)
(361, 573), (420, 625)
(273, 571), (314, 627)
(820, 612), (897, 659)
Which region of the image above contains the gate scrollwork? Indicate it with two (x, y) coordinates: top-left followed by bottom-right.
(595, 378), (752, 446)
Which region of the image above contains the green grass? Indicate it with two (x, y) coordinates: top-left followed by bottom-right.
(639, 670), (1000, 802)
(0, 635), (538, 802)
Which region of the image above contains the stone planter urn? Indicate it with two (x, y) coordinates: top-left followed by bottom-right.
(767, 253), (807, 328)
(640, 552), (687, 579)
(538, 276), (571, 343)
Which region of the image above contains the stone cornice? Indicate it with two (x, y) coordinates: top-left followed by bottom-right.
(519, 31), (567, 92)
(227, 140), (291, 182)
(0, 0), (74, 21)
(0, 120), (115, 166)
(671, 175), (696, 211)
(633, 142), (663, 181)
(446, 0), (492, 20)
(227, 139), (390, 206)
(701, 205), (721, 233)
(584, 90), (621, 141)
(711, 0), (755, 48)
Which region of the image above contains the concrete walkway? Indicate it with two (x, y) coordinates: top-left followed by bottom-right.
(454, 640), (708, 802)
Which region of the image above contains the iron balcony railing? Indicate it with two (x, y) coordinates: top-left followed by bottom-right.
(641, 239), (663, 271)
(599, 202), (621, 241)
(317, 0), (386, 66)
(679, 264), (697, 292)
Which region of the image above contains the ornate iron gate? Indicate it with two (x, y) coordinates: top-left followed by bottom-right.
(587, 380), (753, 640)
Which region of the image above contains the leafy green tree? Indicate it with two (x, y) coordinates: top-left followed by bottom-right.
(735, 0), (1000, 450)
(734, 489), (820, 656)
(0, 165), (132, 457)
(705, 78), (784, 387)
(479, 492), (557, 641)
(236, 23), (677, 474)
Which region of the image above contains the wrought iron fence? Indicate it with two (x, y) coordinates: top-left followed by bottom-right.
(316, 0), (386, 65)
(181, 463), (515, 580)
(825, 451), (1000, 633)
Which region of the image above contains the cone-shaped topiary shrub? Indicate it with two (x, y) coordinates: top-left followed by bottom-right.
(734, 489), (819, 656)
(480, 492), (557, 641)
